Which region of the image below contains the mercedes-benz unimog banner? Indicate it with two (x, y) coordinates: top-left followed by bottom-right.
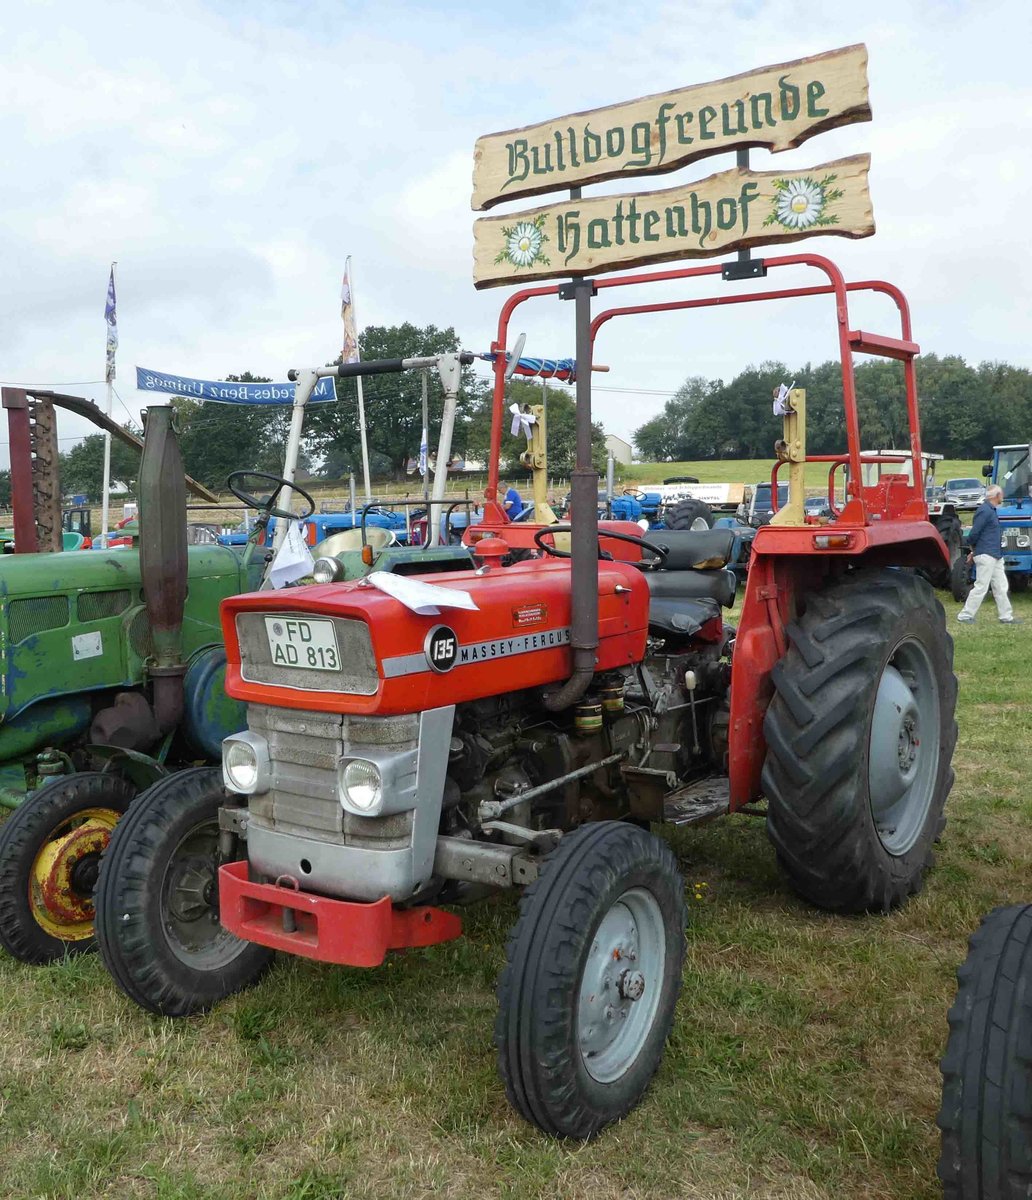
(136, 367), (339, 404)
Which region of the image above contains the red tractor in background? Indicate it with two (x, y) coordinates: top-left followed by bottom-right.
(94, 254), (957, 1140)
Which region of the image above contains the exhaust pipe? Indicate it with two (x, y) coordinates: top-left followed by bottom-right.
(138, 405), (188, 735)
(544, 281), (598, 712)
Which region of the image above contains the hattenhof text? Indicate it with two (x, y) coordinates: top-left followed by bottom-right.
(472, 156), (873, 289)
(472, 44), (869, 211)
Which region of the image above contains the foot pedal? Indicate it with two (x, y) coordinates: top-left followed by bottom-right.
(663, 777), (729, 826)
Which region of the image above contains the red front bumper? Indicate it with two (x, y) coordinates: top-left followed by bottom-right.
(218, 861), (463, 967)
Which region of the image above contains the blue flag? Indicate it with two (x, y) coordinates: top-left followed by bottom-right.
(105, 265), (117, 383)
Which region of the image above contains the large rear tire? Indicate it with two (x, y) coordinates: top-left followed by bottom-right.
(0, 772), (135, 963)
(666, 498), (714, 531)
(495, 821), (686, 1139)
(95, 767), (273, 1016)
(762, 569), (957, 913)
(938, 905), (1032, 1199)
(929, 511), (964, 590)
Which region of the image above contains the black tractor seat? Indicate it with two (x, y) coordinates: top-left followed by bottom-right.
(637, 528), (736, 638)
(641, 529), (735, 570)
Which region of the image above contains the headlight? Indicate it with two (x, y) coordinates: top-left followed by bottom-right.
(312, 556), (344, 584)
(339, 759), (382, 813)
(1018, 535), (1031, 549)
(222, 733), (270, 795)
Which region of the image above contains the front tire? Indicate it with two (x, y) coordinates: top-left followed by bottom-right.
(95, 767), (273, 1016)
(0, 772), (135, 963)
(938, 905), (1032, 1199)
(666, 498), (714, 531)
(763, 569), (957, 913)
(495, 822), (686, 1139)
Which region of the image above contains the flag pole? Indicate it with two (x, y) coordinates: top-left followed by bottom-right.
(346, 256), (373, 503)
(101, 262), (117, 546)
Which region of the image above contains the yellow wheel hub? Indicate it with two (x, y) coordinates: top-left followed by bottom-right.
(29, 807), (121, 940)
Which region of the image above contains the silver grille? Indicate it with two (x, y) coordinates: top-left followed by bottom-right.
(236, 611), (378, 694)
(247, 704), (415, 850)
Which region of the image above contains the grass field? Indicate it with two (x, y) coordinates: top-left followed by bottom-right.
(1, 587), (1029, 1199)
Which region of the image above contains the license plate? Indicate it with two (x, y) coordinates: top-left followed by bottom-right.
(264, 616), (340, 672)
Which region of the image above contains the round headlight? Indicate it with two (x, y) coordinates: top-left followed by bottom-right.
(341, 759), (382, 812)
(313, 556), (343, 584)
(1017, 535), (1031, 549)
(224, 740), (259, 793)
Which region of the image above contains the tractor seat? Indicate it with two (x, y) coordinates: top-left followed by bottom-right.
(647, 597), (721, 638)
(642, 529), (735, 570)
(639, 528), (736, 636)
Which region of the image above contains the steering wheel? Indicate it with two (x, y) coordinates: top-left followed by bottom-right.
(622, 488), (648, 501)
(227, 471), (316, 521)
(533, 524), (668, 567)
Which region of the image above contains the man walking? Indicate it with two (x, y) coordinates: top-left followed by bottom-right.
(958, 485), (1022, 624)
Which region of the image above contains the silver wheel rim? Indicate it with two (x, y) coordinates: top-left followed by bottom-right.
(577, 887), (666, 1083)
(690, 516), (710, 531)
(867, 637), (941, 856)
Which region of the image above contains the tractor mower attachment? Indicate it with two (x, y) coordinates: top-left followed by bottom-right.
(92, 258), (956, 1141)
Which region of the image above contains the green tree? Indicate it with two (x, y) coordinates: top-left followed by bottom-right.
(304, 324), (485, 480)
(59, 433), (142, 500)
(0, 470), (10, 508)
(170, 373), (292, 490)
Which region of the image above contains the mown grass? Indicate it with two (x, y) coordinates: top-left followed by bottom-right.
(1, 588), (1029, 1199)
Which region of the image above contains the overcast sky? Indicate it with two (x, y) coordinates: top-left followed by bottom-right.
(1, 0), (1028, 468)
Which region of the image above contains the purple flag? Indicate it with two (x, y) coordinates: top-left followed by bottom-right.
(105, 265), (118, 383)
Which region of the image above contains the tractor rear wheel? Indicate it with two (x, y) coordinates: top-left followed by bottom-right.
(929, 512), (964, 590)
(495, 821), (686, 1139)
(95, 767), (272, 1016)
(763, 569), (957, 912)
(938, 905), (1032, 1199)
(0, 772), (135, 963)
(951, 555), (972, 602)
(666, 498), (714, 531)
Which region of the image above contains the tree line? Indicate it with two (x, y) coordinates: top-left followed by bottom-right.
(633, 356), (1032, 462)
(53, 329), (607, 500)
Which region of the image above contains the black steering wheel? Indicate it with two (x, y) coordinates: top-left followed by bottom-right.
(533, 524), (668, 566)
(227, 471), (316, 521)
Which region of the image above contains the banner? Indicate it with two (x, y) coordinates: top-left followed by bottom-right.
(105, 265), (118, 383)
(473, 154), (873, 289)
(472, 44), (870, 210)
(341, 264), (359, 364)
(136, 366), (338, 404)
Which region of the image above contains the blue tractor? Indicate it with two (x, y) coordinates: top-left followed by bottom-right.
(981, 443), (1032, 592)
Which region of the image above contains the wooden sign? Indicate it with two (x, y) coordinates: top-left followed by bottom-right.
(472, 155), (873, 289)
(472, 44), (869, 211)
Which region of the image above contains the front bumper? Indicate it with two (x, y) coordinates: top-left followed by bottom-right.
(219, 860), (462, 966)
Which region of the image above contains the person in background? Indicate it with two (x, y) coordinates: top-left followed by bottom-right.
(503, 483), (523, 521)
(957, 485), (1022, 624)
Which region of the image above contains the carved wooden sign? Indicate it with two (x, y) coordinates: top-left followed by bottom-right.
(473, 155), (873, 289)
(472, 44), (870, 211)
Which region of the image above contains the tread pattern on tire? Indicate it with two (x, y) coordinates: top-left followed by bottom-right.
(938, 904), (1032, 1200)
(666, 498), (714, 530)
(762, 568), (958, 913)
(0, 772), (135, 964)
(495, 821), (686, 1140)
(95, 766), (272, 1016)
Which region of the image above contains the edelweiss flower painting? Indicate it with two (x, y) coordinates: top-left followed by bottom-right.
(494, 214), (550, 270)
(775, 179), (825, 229)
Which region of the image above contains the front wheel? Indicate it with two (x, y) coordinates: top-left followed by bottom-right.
(0, 773), (135, 963)
(763, 569), (957, 913)
(938, 905), (1032, 1198)
(495, 822), (686, 1139)
(94, 767), (273, 1016)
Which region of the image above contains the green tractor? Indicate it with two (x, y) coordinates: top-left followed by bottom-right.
(0, 403), (272, 961)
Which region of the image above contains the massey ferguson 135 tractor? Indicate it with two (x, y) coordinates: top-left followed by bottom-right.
(95, 255), (957, 1140)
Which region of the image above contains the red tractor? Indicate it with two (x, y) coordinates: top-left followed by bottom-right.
(94, 254), (957, 1140)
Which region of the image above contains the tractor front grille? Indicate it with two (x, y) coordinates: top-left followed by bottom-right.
(235, 612), (378, 694)
(246, 704), (415, 850)
(77, 589), (132, 622)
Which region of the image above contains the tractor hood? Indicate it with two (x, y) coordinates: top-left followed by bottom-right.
(221, 559), (650, 717)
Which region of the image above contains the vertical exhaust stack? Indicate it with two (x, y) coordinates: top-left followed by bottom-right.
(544, 280), (599, 712)
(138, 405), (188, 735)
